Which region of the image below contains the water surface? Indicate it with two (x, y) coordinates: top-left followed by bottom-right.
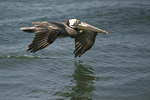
(0, 0), (150, 100)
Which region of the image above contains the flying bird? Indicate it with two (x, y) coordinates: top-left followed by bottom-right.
(20, 19), (108, 58)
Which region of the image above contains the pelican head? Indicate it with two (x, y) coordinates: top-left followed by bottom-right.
(66, 19), (108, 34)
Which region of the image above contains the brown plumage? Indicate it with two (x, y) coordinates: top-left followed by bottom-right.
(74, 32), (97, 58)
(20, 19), (107, 58)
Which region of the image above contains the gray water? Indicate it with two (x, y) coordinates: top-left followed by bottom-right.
(0, 0), (150, 100)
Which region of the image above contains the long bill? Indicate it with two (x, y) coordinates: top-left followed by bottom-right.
(72, 22), (108, 34)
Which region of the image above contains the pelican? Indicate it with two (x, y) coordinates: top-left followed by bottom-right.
(20, 19), (108, 58)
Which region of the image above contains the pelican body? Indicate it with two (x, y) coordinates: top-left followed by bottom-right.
(20, 19), (108, 58)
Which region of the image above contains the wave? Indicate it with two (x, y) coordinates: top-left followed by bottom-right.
(0, 54), (56, 59)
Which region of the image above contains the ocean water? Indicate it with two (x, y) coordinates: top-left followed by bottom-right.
(0, 0), (150, 100)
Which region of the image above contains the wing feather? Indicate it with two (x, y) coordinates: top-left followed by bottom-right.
(74, 31), (98, 58)
(27, 22), (62, 53)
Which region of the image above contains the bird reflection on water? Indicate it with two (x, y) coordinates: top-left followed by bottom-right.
(54, 61), (95, 100)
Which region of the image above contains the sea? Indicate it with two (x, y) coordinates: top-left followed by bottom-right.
(0, 0), (150, 100)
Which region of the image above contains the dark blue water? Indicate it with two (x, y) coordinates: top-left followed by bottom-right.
(0, 0), (150, 100)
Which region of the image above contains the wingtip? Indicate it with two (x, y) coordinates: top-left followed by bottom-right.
(74, 55), (77, 58)
(74, 55), (82, 58)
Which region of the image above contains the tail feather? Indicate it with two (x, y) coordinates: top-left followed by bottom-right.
(20, 27), (35, 33)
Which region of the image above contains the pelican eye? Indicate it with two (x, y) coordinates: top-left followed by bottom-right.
(76, 21), (81, 24)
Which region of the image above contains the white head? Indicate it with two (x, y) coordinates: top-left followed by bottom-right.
(68, 19), (81, 28)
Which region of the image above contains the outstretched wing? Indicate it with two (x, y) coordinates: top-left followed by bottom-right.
(74, 31), (98, 58)
(27, 22), (61, 53)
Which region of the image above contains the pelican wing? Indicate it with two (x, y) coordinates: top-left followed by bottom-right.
(27, 22), (61, 53)
(74, 31), (98, 58)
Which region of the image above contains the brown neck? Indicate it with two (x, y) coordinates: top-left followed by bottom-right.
(66, 20), (69, 26)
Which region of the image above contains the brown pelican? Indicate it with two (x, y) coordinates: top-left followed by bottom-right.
(20, 19), (108, 58)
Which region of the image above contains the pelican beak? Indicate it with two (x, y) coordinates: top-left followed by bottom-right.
(72, 22), (108, 34)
